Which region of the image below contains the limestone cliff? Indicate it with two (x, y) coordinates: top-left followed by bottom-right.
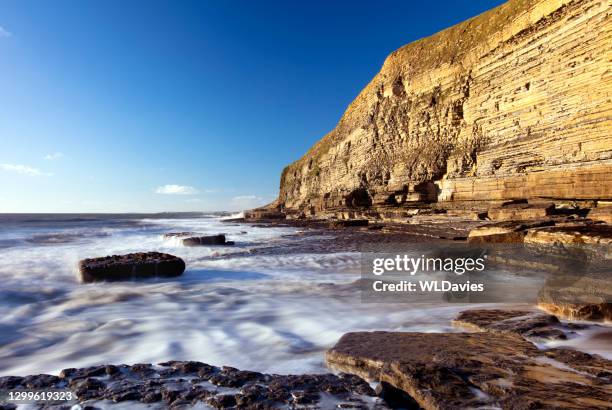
(269, 0), (611, 218)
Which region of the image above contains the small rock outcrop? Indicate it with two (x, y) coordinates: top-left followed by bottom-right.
(78, 252), (185, 283)
(182, 234), (234, 246)
(326, 331), (612, 410)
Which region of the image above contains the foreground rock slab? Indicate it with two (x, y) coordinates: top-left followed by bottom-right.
(79, 252), (185, 283)
(326, 331), (612, 410)
(329, 219), (370, 228)
(0, 362), (388, 409)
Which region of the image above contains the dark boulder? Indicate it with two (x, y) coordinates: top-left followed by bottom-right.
(329, 220), (369, 228)
(78, 252), (185, 283)
(182, 234), (233, 246)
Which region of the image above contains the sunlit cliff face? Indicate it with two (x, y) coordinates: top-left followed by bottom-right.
(277, 0), (612, 215)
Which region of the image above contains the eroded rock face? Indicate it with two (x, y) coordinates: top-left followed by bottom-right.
(0, 362), (387, 409)
(326, 331), (612, 410)
(78, 252), (185, 283)
(270, 0), (611, 217)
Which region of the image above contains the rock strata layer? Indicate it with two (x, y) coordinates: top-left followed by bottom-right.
(253, 0), (611, 220)
(326, 331), (612, 410)
(78, 252), (185, 283)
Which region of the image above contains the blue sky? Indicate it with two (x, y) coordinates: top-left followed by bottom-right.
(0, 0), (504, 212)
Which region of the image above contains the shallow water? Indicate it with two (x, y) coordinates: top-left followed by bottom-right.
(0, 213), (609, 376)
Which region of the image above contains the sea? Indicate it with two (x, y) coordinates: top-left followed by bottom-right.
(0, 213), (609, 376)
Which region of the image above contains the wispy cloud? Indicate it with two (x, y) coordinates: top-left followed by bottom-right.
(0, 26), (11, 38)
(0, 163), (51, 176)
(44, 152), (64, 160)
(154, 184), (199, 195)
(229, 194), (267, 210)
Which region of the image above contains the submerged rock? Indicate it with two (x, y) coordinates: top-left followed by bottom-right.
(78, 252), (185, 283)
(182, 234), (233, 246)
(326, 331), (612, 410)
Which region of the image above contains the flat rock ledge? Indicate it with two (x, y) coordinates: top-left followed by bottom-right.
(451, 309), (575, 340)
(79, 252), (185, 283)
(0, 362), (388, 410)
(326, 331), (612, 410)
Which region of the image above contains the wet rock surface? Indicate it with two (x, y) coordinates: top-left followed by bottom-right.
(452, 309), (568, 340)
(183, 234), (234, 246)
(0, 362), (389, 409)
(78, 252), (185, 283)
(326, 331), (612, 410)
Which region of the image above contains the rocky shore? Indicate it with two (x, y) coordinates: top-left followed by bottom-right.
(2, 214), (610, 408)
(2, 308), (610, 409)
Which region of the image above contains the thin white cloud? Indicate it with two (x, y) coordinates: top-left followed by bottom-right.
(229, 194), (267, 210)
(185, 198), (203, 203)
(44, 152), (64, 160)
(0, 163), (51, 176)
(0, 26), (11, 38)
(154, 184), (199, 195)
